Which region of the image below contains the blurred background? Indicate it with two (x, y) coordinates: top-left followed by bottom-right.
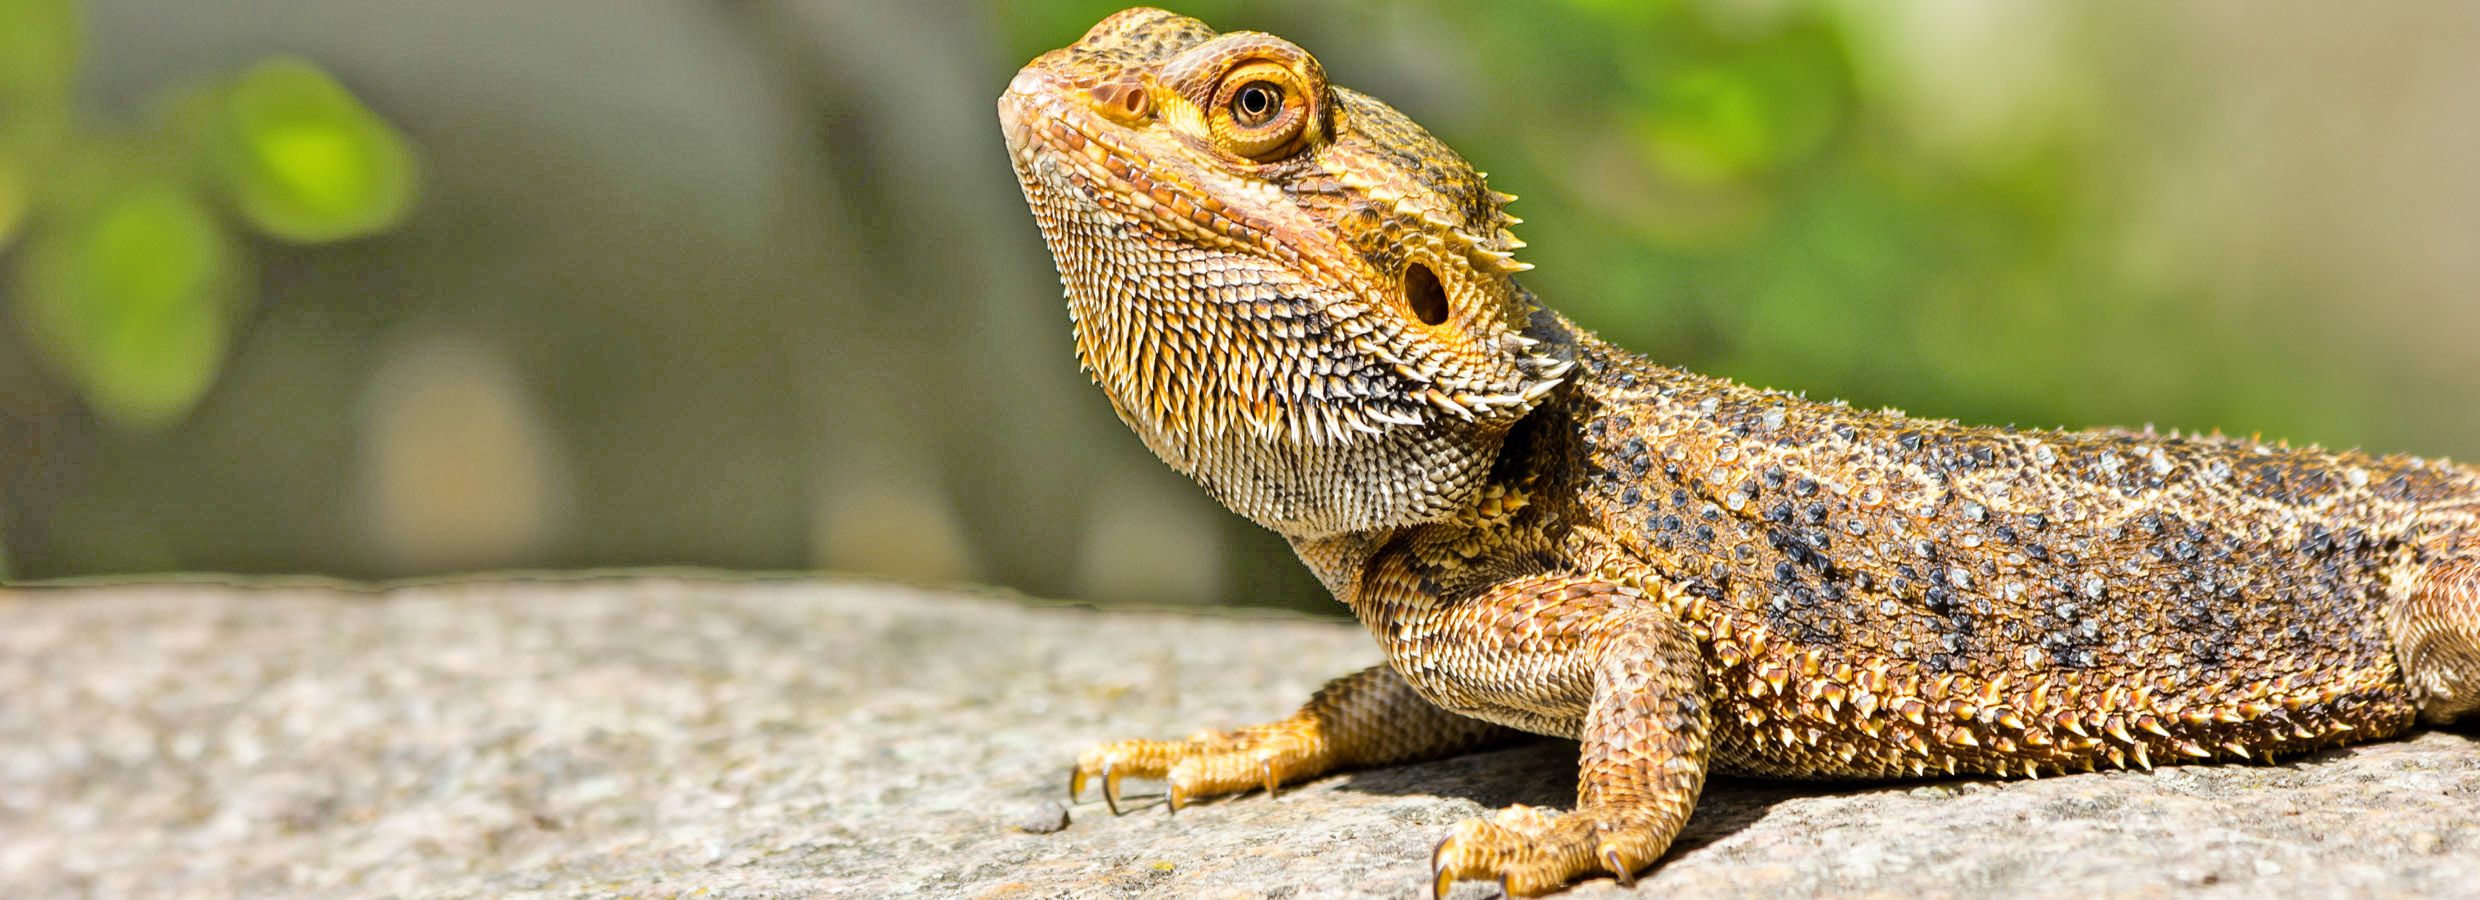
(1, 0), (2474, 614)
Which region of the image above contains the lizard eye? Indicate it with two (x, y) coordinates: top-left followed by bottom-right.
(1211, 61), (1311, 160)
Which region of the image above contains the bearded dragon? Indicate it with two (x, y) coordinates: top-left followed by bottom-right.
(997, 8), (2480, 896)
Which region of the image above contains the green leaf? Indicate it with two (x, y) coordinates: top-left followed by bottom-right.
(212, 57), (419, 243)
(16, 180), (239, 431)
(0, 0), (78, 118)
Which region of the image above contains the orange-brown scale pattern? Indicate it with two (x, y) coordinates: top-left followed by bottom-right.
(1501, 333), (2464, 780)
(999, 8), (2480, 896)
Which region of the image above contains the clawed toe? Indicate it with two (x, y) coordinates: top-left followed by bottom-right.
(1603, 846), (1635, 888)
(1429, 807), (1659, 897)
(1066, 732), (1331, 818)
(1069, 751), (1165, 815)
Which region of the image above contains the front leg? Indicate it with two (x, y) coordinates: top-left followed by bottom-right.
(1406, 577), (1713, 896)
(1070, 663), (1517, 812)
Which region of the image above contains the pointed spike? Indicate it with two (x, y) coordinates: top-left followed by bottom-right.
(1759, 664), (1791, 697)
(1422, 389), (1475, 420)
(2104, 718), (2135, 745)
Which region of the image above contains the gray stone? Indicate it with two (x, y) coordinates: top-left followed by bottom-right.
(1017, 799), (1072, 835)
(1, 577), (2475, 897)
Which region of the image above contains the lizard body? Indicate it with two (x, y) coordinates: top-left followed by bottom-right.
(998, 9), (2480, 894)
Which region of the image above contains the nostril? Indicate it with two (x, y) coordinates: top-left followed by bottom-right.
(1091, 81), (1153, 123)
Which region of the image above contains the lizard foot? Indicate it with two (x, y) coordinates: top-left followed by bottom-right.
(1068, 723), (1333, 814)
(1430, 804), (1665, 898)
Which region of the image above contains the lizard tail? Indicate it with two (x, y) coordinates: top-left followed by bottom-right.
(2393, 558), (2480, 723)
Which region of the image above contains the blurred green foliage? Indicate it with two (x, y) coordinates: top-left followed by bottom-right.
(0, 0), (77, 120)
(212, 58), (420, 243)
(18, 179), (239, 429)
(0, 147), (27, 250)
(0, 0), (75, 250)
(0, 0), (417, 432)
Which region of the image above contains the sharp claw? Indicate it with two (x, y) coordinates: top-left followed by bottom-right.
(1433, 868), (1457, 900)
(1498, 874), (1515, 898)
(1262, 759), (1280, 798)
(1604, 847), (1634, 887)
(1068, 764), (1087, 802)
(1102, 763), (1126, 816)
(1432, 835), (1455, 900)
(1165, 783), (1182, 815)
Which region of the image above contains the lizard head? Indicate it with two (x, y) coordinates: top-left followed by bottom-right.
(1000, 8), (1570, 539)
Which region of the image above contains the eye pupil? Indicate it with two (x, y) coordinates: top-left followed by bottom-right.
(1234, 82), (1281, 123)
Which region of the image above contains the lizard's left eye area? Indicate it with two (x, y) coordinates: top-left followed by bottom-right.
(1211, 61), (1312, 161)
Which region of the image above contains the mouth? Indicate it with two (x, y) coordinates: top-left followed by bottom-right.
(997, 68), (1104, 205)
(996, 68), (1056, 155)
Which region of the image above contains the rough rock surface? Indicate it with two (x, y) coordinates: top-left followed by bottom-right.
(2, 577), (2475, 898)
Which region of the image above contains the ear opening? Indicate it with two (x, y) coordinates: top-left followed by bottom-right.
(1403, 262), (1450, 326)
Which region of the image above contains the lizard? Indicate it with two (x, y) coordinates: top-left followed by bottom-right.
(997, 8), (2480, 896)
